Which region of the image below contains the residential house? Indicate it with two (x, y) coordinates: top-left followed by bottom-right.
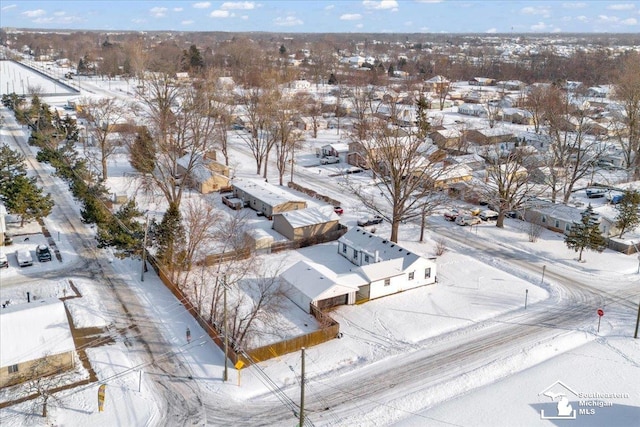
(522, 199), (615, 237)
(497, 80), (526, 91)
(427, 163), (474, 189)
(319, 143), (350, 163)
(232, 179), (307, 218)
(424, 75), (450, 92)
(0, 299), (76, 388)
(177, 153), (231, 194)
(338, 228), (437, 301)
(272, 206), (341, 241)
(458, 103), (488, 117)
(430, 128), (465, 150)
(466, 128), (514, 145)
(469, 77), (495, 86)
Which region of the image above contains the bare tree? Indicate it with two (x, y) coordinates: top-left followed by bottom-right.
(345, 100), (446, 243)
(21, 354), (75, 418)
(273, 94), (304, 185)
(138, 75), (217, 208)
(613, 52), (640, 177)
(479, 146), (539, 228)
(80, 97), (130, 181)
(522, 84), (551, 134)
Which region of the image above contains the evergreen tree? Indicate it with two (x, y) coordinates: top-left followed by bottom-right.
(565, 204), (607, 262)
(182, 44), (203, 72)
(155, 202), (185, 268)
(327, 73), (337, 85)
(279, 44), (287, 55)
(129, 126), (156, 174)
(0, 145), (27, 195)
(615, 189), (640, 238)
(387, 64), (395, 76)
(97, 200), (145, 256)
(415, 94), (431, 139)
(3, 175), (54, 227)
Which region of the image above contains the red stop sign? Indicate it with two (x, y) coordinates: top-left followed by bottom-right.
(597, 309), (604, 317)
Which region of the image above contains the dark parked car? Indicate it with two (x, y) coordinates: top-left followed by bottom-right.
(357, 215), (384, 227)
(36, 244), (52, 262)
(585, 188), (606, 198)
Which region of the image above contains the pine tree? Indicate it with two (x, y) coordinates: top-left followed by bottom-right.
(0, 145), (27, 196)
(615, 189), (640, 238)
(565, 204), (607, 262)
(4, 175), (54, 227)
(155, 202), (185, 269)
(129, 126), (156, 174)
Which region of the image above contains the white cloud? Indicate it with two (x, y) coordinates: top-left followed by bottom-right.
(132, 18), (147, 24)
(576, 15), (588, 22)
(210, 10), (231, 18)
(597, 15), (619, 23)
(607, 3), (636, 10)
(531, 21), (549, 31)
(193, 2), (211, 9)
(182, 20), (194, 25)
(174, 7), (184, 12)
(340, 13), (362, 20)
(621, 17), (638, 25)
(562, 2), (586, 8)
(53, 11), (66, 17)
(362, 0), (398, 10)
(22, 9), (46, 18)
(274, 16), (303, 26)
(1, 4), (16, 11)
(325, 5), (335, 10)
(521, 7), (550, 18)
(356, 23), (364, 29)
(486, 27), (497, 33)
(221, 1), (256, 10)
(150, 7), (167, 17)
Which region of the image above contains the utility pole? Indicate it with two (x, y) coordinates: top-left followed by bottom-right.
(223, 275), (228, 382)
(540, 265), (546, 284)
(140, 215), (149, 282)
(299, 347), (305, 427)
(635, 300), (640, 339)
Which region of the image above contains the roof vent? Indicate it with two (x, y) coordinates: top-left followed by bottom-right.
(382, 240), (387, 244)
(390, 244), (395, 248)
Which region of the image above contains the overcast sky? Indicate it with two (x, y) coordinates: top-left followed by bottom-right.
(1, 1), (639, 34)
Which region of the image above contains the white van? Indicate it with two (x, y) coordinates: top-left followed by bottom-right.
(16, 249), (33, 267)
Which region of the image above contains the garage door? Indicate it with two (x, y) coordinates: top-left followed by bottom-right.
(317, 294), (348, 311)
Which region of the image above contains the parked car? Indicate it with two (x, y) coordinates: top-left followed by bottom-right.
(357, 215), (384, 227)
(455, 215), (482, 226)
(606, 191), (624, 204)
(0, 251), (8, 268)
(596, 160), (616, 170)
(36, 244), (52, 262)
(320, 156), (340, 165)
(333, 206), (344, 215)
(469, 207), (482, 216)
(479, 210), (499, 221)
(443, 209), (460, 221)
(585, 188), (606, 198)
(16, 249), (33, 267)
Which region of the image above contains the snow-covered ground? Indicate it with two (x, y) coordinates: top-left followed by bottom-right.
(1, 62), (638, 427)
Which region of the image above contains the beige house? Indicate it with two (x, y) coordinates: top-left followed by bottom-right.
(0, 299), (76, 388)
(232, 179), (307, 218)
(272, 206), (341, 241)
(177, 154), (231, 195)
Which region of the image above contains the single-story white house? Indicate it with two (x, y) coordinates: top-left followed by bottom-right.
(232, 179), (307, 218)
(0, 298), (76, 388)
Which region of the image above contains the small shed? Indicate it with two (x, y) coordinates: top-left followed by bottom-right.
(272, 206), (341, 241)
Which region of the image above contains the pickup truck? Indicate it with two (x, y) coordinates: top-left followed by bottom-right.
(16, 249), (33, 267)
(320, 156), (340, 165)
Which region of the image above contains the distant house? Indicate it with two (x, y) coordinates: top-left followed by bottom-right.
(522, 199), (615, 237)
(319, 143), (350, 162)
(430, 128), (464, 150)
(586, 85), (614, 99)
(497, 80), (526, 91)
(458, 103), (488, 117)
(469, 77), (495, 86)
(232, 179), (307, 218)
(290, 79), (311, 90)
(272, 206), (341, 241)
(424, 75), (450, 92)
(466, 128), (514, 145)
(428, 163), (474, 189)
(338, 228), (437, 302)
(0, 299), (76, 388)
(175, 72), (190, 83)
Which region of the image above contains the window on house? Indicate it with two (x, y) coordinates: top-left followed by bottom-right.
(555, 219), (560, 228)
(541, 216), (546, 223)
(425, 268), (431, 279)
(364, 255), (369, 263)
(384, 278), (391, 286)
(565, 224), (571, 232)
(8, 364), (18, 374)
(353, 249), (358, 259)
(342, 243), (347, 253)
(408, 271), (415, 280)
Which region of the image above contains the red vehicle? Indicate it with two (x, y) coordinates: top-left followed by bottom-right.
(444, 209), (459, 221)
(334, 206), (344, 215)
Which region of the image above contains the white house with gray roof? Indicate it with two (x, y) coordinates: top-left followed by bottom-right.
(337, 228), (437, 301)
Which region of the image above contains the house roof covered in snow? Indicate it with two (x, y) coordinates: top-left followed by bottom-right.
(281, 260), (363, 301)
(339, 227), (425, 270)
(274, 206), (339, 228)
(0, 298), (75, 367)
(233, 179), (305, 207)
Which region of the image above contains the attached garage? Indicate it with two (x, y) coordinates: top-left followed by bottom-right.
(281, 261), (362, 313)
(272, 206), (340, 241)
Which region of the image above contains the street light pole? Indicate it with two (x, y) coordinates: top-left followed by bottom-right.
(634, 300), (640, 339)
(223, 275), (228, 382)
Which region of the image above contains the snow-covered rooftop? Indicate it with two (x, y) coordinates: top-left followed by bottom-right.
(274, 205), (339, 228)
(0, 298), (75, 367)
